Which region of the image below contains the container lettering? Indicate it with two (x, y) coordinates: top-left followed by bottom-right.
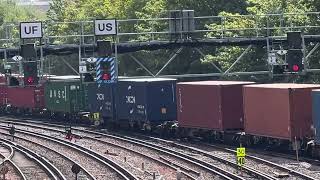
(126, 96), (136, 104)
(49, 90), (66, 99)
(97, 93), (105, 101)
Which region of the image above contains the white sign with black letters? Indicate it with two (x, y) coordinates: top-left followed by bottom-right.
(79, 65), (87, 73)
(95, 19), (117, 35)
(20, 22), (43, 39)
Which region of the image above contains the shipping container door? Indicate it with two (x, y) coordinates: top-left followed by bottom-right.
(290, 89), (313, 140)
(221, 85), (244, 130)
(0, 85), (7, 106)
(88, 84), (114, 118)
(177, 84), (221, 129)
(147, 82), (177, 123)
(102, 84), (115, 118)
(244, 87), (291, 139)
(69, 84), (80, 112)
(88, 83), (98, 112)
(82, 83), (90, 111)
(116, 82), (147, 121)
(132, 83), (147, 121)
(116, 82), (136, 120)
(34, 88), (42, 109)
(64, 85), (70, 112)
(312, 91), (320, 144)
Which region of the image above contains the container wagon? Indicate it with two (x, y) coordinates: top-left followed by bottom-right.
(6, 85), (45, 114)
(115, 78), (177, 130)
(44, 79), (91, 123)
(243, 83), (320, 149)
(87, 83), (115, 125)
(176, 81), (254, 140)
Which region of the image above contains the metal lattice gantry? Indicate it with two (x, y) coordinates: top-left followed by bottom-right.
(0, 12), (319, 45)
(1, 11), (320, 78)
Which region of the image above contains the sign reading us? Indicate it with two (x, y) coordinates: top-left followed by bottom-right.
(94, 19), (117, 35)
(20, 22), (43, 39)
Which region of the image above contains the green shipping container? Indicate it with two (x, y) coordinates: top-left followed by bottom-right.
(44, 80), (90, 113)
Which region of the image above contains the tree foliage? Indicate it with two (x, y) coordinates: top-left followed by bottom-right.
(4, 0), (320, 80)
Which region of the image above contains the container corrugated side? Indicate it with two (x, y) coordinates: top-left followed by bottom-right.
(88, 83), (115, 118)
(0, 85), (7, 106)
(7, 86), (44, 109)
(244, 84), (319, 140)
(115, 79), (177, 124)
(177, 81), (253, 131)
(312, 90), (320, 144)
(146, 81), (177, 123)
(177, 83), (221, 130)
(44, 81), (83, 113)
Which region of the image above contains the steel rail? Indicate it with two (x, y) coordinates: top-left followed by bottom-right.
(0, 119), (245, 180)
(1, 120), (275, 180)
(0, 131), (94, 180)
(0, 142), (27, 180)
(0, 124), (138, 180)
(1, 139), (61, 180)
(203, 143), (318, 180)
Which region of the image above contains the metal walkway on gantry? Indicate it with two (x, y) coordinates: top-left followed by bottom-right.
(1, 12), (320, 78)
(0, 12), (319, 55)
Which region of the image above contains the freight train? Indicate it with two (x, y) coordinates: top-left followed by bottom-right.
(1, 75), (320, 159)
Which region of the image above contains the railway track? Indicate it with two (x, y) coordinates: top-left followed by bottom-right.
(201, 143), (320, 179)
(0, 133), (93, 180)
(0, 139), (62, 180)
(0, 122), (138, 180)
(1, 117), (316, 179)
(0, 142), (27, 180)
(142, 137), (320, 180)
(0, 119), (240, 180)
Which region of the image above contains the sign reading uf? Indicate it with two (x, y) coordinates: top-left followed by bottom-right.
(20, 22), (43, 39)
(95, 19), (117, 36)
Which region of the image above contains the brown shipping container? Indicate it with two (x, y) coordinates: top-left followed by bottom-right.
(0, 84), (7, 106)
(177, 81), (255, 131)
(7, 86), (45, 109)
(244, 83), (320, 140)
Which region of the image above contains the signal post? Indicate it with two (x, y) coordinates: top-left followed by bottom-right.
(21, 44), (39, 86)
(84, 19), (118, 125)
(5, 22), (44, 87)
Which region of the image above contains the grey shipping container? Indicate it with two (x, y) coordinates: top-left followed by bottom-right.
(312, 89), (320, 144)
(88, 83), (115, 118)
(244, 83), (320, 141)
(115, 78), (177, 124)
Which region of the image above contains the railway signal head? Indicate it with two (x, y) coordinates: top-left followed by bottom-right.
(95, 57), (116, 84)
(23, 61), (38, 85)
(287, 49), (303, 73)
(99, 61), (111, 81)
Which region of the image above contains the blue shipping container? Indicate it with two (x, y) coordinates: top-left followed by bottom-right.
(88, 83), (115, 118)
(115, 78), (177, 124)
(313, 90), (320, 144)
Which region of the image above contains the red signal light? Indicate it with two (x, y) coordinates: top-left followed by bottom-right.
(27, 77), (34, 84)
(292, 65), (299, 72)
(102, 73), (110, 80)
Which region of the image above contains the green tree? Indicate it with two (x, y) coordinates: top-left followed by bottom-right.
(203, 0), (318, 81)
(45, 0), (320, 79)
